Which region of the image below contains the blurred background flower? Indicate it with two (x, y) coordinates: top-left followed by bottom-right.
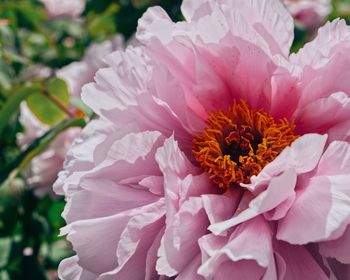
(283, 0), (331, 31)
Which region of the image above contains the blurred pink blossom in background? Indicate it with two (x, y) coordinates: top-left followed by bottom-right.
(40, 0), (85, 19)
(283, 0), (331, 30)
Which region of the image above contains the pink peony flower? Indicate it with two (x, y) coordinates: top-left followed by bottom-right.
(19, 36), (124, 196)
(283, 0), (331, 30)
(40, 0), (85, 20)
(55, 0), (350, 279)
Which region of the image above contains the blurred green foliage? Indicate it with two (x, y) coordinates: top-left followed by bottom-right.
(0, 0), (348, 279)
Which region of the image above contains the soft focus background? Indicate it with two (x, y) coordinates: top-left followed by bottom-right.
(0, 0), (348, 279)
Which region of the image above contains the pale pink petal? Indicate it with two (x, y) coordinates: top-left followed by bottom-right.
(202, 189), (241, 226)
(245, 133), (327, 193)
(294, 91), (350, 134)
(62, 179), (160, 223)
(145, 228), (165, 280)
(182, 0), (294, 57)
(156, 197), (208, 276)
(80, 131), (164, 184)
(154, 137), (213, 276)
(63, 200), (164, 278)
(209, 169), (296, 234)
(328, 119), (350, 143)
(58, 256), (97, 280)
(199, 216), (272, 279)
(136, 3), (296, 118)
(277, 141), (350, 244)
(290, 19), (350, 71)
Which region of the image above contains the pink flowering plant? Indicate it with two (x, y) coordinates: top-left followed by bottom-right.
(55, 0), (350, 279)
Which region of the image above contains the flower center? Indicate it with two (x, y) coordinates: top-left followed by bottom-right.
(192, 100), (298, 189)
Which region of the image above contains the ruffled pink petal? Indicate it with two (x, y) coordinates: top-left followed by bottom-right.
(245, 133), (327, 193)
(199, 216), (272, 279)
(62, 178), (160, 223)
(294, 91), (350, 134)
(320, 225), (350, 264)
(277, 141), (350, 244)
(156, 197), (208, 276)
(155, 137), (213, 276)
(275, 241), (329, 280)
(290, 19), (350, 71)
(53, 119), (119, 196)
(155, 136), (211, 220)
(202, 189), (241, 226)
(103, 203), (165, 279)
(294, 52), (350, 134)
(63, 199), (164, 278)
(328, 119), (350, 143)
(82, 47), (203, 150)
(145, 228), (165, 280)
(78, 131), (164, 184)
(136, 3), (297, 118)
(58, 256), (97, 280)
(209, 168), (296, 234)
(181, 0), (294, 57)
(175, 254), (204, 280)
(82, 47), (151, 115)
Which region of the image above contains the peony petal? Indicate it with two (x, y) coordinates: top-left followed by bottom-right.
(58, 256), (97, 280)
(62, 178), (160, 223)
(290, 19), (350, 71)
(181, 0), (294, 57)
(275, 241), (329, 280)
(278, 141), (350, 244)
(202, 189), (241, 226)
(175, 254), (204, 280)
(320, 225), (350, 264)
(294, 91), (350, 134)
(209, 169), (296, 234)
(199, 216), (272, 279)
(64, 199), (164, 277)
(156, 197), (208, 276)
(246, 133), (327, 193)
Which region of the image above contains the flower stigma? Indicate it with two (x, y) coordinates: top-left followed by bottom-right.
(192, 100), (298, 189)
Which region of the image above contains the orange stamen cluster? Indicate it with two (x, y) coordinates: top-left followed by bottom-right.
(192, 100), (298, 189)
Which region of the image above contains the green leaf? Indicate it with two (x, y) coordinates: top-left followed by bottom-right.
(0, 86), (34, 135)
(26, 78), (69, 126)
(0, 118), (86, 186)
